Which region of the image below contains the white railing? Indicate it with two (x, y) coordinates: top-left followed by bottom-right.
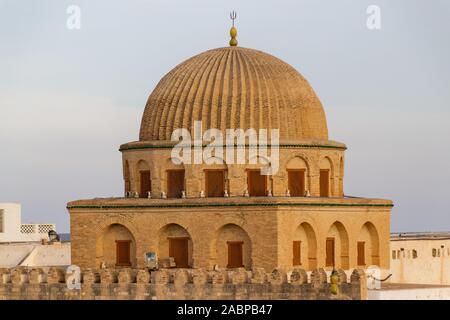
(20, 224), (55, 234)
(38, 224), (55, 234)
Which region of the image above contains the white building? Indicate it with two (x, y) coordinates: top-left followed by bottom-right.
(389, 232), (450, 285)
(0, 203), (56, 243)
(367, 232), (450, 300)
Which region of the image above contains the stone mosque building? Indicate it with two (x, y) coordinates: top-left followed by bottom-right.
(67, 24), (393, 273)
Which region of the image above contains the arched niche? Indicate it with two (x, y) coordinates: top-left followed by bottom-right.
(319, 157), (334, 197)
(293, 222), (317, 270)
(96, 223), (136, 268)
(158, 223), (193, 268)
(325, 221), (349, 269)
(357, 222), (380, 266)
(286, 156), (310, 196)
(212, 224), (252, 269)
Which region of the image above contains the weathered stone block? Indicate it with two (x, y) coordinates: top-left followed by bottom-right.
(100, 269), (115, 284)
(118, 269), (133, 284)
(136, 269), (150, 284)
(251, 268), (267, 284)
(351, 269), (365, 283)
(47, 267), (65, 284)
(311, 268), (327, 289)
(192, 269), (208, 286)
(173, 269), (189, 287)
(11, 268), (27, 285)
(230, 268), (248, 284)
(153, 270), (170, 284)
(268, 268), (287, 285)
(289, 268), (307, 284)
(210, 270), (227, 285)
(29, 268), (44, 284)
(82, 269), (96, 284)
(336, 269), (347, 284)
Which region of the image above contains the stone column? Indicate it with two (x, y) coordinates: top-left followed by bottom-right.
(228, 165), (246, 197)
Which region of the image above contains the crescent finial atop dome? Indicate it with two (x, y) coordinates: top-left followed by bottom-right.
(229, 11), (238, 46)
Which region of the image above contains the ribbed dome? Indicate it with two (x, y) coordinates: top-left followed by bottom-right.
(139, 46), (328, 141)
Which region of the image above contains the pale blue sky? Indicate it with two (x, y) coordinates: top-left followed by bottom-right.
(1, 0), (449, 233)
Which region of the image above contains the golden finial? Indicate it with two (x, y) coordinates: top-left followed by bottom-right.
(229, 11), (238, 46)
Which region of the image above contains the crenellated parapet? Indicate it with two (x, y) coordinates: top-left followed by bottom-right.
(0, 267), (367, 300)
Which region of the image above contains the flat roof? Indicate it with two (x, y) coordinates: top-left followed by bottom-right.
(379, 283), (450, 290)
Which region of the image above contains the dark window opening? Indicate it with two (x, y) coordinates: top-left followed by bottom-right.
(357, 241), (366, 266)
(288, 170), (305, 196)
(227, 241), (244, 268)
(167, 170), (185, 198)
(326, 237), (335, 267)
(169, 237), (189, 268)
(116, 240), (131, 266)
(139, 170), (151, 198)
(293, 240), (302, 266)
(205, 170), (225, 197)
(247, 170), (267, 196)
(320, 169), (330, 197)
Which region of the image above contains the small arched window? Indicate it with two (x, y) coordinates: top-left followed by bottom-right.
(412, 249), (418, 259)
(432, 248), (437, 257)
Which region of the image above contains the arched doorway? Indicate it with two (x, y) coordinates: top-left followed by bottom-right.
(293, 222), (317, 270)
(96, 223), (136, 268)
(357, 222), (380, 266)
(213, 224), (252, 269)
(158, 224), (193, 268)
(325, 221), (349, 269)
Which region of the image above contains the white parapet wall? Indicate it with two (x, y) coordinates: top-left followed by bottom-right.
(369, 285), (450, 300)
(0, 203), (56, 243)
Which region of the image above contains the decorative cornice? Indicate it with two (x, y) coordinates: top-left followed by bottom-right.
(119, 143), (347, 152)
(67, 201), (393, 210)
